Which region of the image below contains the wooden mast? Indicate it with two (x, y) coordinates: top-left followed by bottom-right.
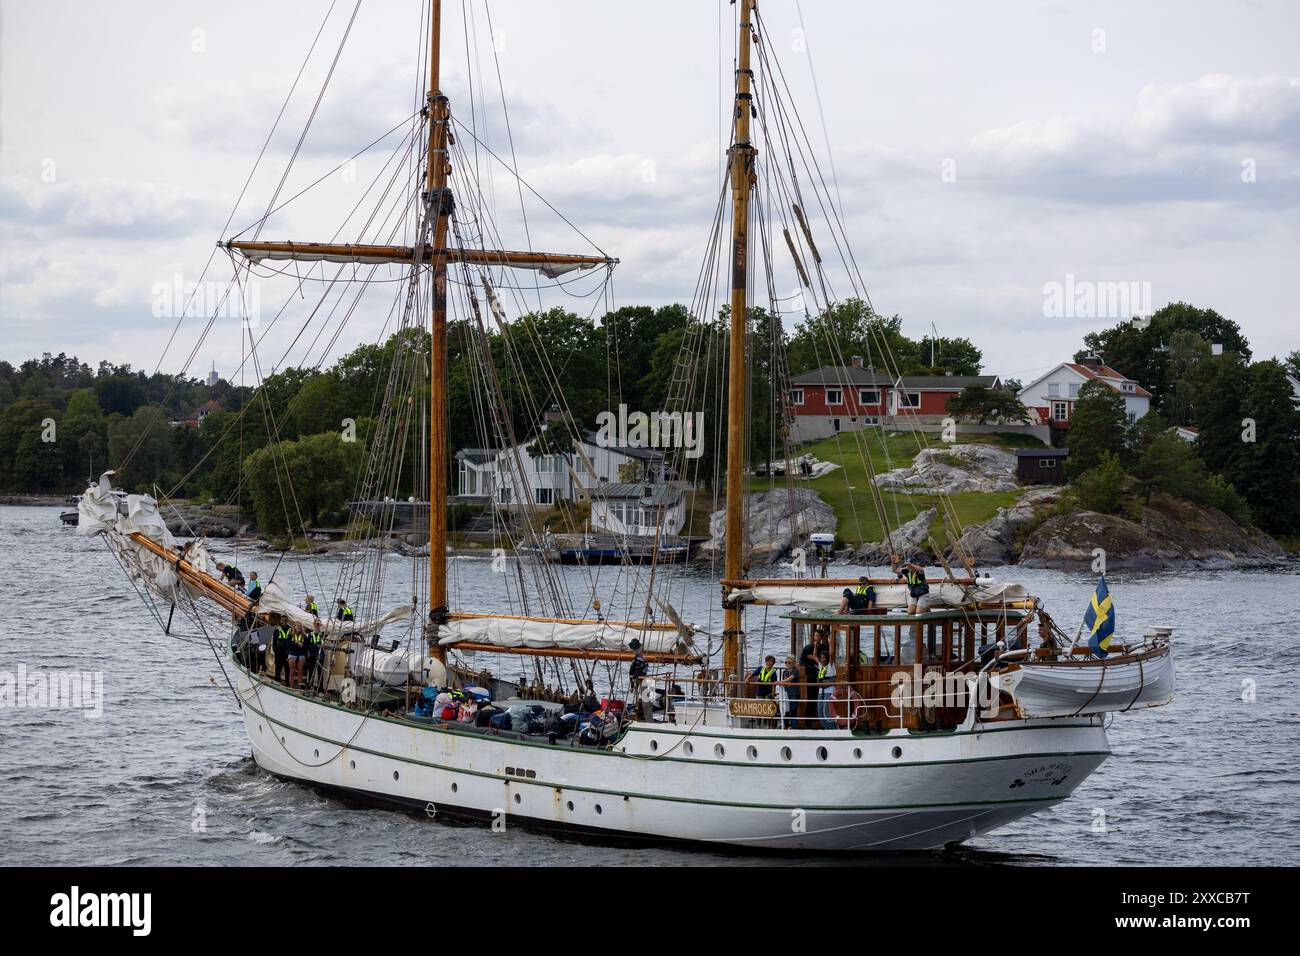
(722, 0), (757, 689)
(426, 0), (450, 635)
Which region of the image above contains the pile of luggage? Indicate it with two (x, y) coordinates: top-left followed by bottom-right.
(410, 685), (628, 746)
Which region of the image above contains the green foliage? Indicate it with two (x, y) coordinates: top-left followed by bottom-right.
(1077, 302), (1250, 420)
(107, 406), (175, 492)
(784, 298), (978, 378)
(944, 384), (1028, 424)
(0, 400), (63, 492)
(1073, 452), (1126, 515)
(1067, 380), (1129, 479)
(243, 432), (364, 535)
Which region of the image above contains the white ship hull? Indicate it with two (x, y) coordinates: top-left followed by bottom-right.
(232, 666), (1110, 852)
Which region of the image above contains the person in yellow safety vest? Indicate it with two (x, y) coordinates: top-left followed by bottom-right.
(336, 598), (354, 623)
(891, 554), (931, 614)
(287, 622), (308, 689)
(305, 618), (324, 692)
(304, 595), (318, 615)
(272, 621), (292, 685)
(745, 655), (779, 699)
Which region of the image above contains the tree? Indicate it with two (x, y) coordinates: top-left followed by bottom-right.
(1077, 302), (1251, 416)
(1074, 452), (1125, 515)
(916, 336), (983, 375)
(60, 388), (107, 484)
(243, 432), (364, 535)
(106, 406), (175, 491)
(1234, 360), (1300, 535)
(945, 385), (1028, 424)
(1067, 380), (1128, 479)
(0, 400), (63, 491)
(1131, 432), (1208, 503)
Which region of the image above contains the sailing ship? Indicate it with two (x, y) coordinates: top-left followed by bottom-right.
(79, 0), (1173, 851)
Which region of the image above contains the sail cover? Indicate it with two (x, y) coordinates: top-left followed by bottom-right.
(439, 615), (688, 655)
(728, 581), (1032, 610)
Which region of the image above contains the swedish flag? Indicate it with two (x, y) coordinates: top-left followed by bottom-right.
(1083, 576), (1116, 658)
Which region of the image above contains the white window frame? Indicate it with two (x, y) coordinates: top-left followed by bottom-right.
(535, 487), (554, 506)
(859, 389), (880, 405)
(1068, 383), (1080, 398)
(1051, 401), (1069, 421)
(1039, 458), (1057, 469)
(825, 387), (843, 405)
(898, 391), (921, 408)
(789, 388), (804, 406)
(1048, 383), (1060, 397)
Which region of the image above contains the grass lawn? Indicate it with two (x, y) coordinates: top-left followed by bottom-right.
(747, 430), (1026, 549)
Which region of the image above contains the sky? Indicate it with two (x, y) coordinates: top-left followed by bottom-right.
(2, 0), (1297, 389)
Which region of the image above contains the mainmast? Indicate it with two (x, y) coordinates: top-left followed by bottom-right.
(722, 0), (757, 688)
(426, 0), (451, 632)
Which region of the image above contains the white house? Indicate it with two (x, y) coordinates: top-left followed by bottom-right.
(588, 482), (688, 537)
(1018, 356), (1151, 432)
(454, 430), (667, 512)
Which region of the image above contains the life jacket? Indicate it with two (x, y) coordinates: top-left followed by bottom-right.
(308, 630), (323, 648)
(289, 629), (306, 648)
(274, 625), (291, 644)
(338, 605), (354, 622)
(757, 666), (776, 683)
(305, 601), (318, 614)
(903, 569), (929, 596)
(855, 583), (874, 596)
(817, 664), (829, 680)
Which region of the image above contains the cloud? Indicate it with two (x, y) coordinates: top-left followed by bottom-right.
(0, 177), (226, 239)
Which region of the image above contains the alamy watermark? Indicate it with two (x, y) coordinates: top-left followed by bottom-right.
(1042, 274), (1151, 320)
(594, 403), (704, 459)
(1, 665), (104, 719)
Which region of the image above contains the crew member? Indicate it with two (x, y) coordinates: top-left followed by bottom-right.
(336, 598), (355, 623)
(891, 555), (930, 614)
(272, 619), (291, 684)
(746, 655), (779, 699)
(287, 623), (308, 689)
(305, 617), (324, 691)
(628, 638), (650, 720)
(304, 594), (318, 616)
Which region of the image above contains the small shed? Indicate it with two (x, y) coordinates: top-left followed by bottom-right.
(1016, 447), (1068, 484)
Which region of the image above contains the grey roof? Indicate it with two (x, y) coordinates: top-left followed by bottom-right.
(789, 365), (893, 386)
(898, 374), (999, 389)
(579, 431), (665, 460)
(455, 448), (498, 464)
(588, 481), (688, 503)
(1015, 447), (1068, 457)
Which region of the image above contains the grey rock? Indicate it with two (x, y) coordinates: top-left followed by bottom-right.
(873, 443), (1019, 495)
(697, 488), (836, 564)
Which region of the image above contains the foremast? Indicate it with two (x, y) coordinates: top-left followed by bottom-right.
(722, 0), (757, 689)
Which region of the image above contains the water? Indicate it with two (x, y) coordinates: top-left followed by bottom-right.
(3, 503), (1298, 866)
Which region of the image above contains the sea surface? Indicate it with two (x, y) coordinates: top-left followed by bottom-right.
(2, 503), (1298, 866)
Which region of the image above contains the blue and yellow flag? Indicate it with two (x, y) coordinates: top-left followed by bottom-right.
(1083, 576), (1116, 658)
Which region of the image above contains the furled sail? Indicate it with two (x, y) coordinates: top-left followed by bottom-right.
(78, 473), (411, 637)
(439, 613), (692, 656)
(224, 240), (615, 278)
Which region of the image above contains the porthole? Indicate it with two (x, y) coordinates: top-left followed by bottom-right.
(816, 746), (828, 762)
(594, 804), (603, 815)
(514, 793), (521, 804)
(349, 760), (356, 770)
(393, 770), (400, 781)
(649, 739), (659, 752)
(892, 746), (903, 760)
(714, 744), (725, 758)
(853, 748), (862, 760)
(781, 746), (793, 762)
(684, 741), (694, 756)
(566, 800), (574, 811)
(451, 782), (458, 793)
(747, 746), (759, 761)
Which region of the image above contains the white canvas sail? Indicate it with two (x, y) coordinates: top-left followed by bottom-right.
(439, 614), (689, 655)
